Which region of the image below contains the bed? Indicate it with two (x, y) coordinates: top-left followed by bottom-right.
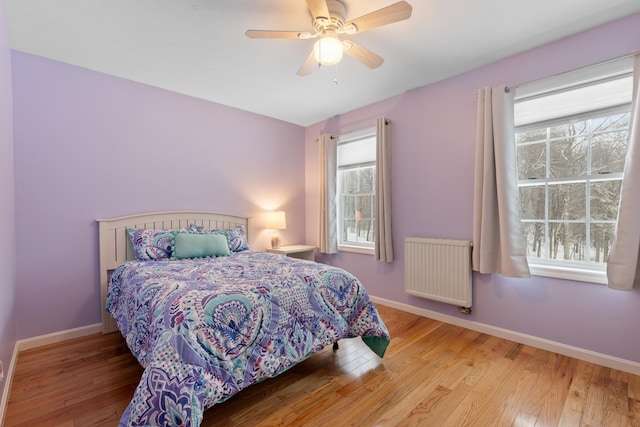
(97, 211), (390, 427)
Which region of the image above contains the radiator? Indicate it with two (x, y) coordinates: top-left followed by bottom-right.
(404, 237), (473, 308)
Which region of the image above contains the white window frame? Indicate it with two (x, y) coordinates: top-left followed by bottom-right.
(514, 57), (633, 284)
(336, 126), (376, 255)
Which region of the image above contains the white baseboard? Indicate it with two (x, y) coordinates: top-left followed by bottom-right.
(0, 323), (102, 426)
(372, 296), (640, 376)
(17, 323), (102, 351)
(0, 343), (19, 427)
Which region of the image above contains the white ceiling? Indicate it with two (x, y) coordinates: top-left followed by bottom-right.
(3, 0), (640, 126)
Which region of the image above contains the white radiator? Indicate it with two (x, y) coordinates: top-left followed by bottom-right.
(404, 237), (473, 308)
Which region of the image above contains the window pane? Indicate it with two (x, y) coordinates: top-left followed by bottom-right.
(519, 186), (545, 220)
(343, 170), (357, 193)
(522, 222), (546, 259)
(517, 142), (546, 180)
(591, 130), (628, 175)
(342, 219), (356, 241)
(590, 223), (615, 263)
(355, 195), (374, 243)
(549, 222), (586, 261)
(590, 180), (622, 221)
(516, 129), (546, 144)
(549, 136), (587, 178)
(549, 183), (585, 220)
(355, 194), (373, 219)
(342, 195), (355, 219)
(548, 222), (564, 260)
(359, 167), (375, 192)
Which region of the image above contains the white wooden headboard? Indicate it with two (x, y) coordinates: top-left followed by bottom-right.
(97, 211), (251, 333)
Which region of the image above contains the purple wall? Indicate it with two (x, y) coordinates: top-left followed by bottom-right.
(305, 13), (640, 362)
(0, 0), (16, 404)
(12, 53), (305, 339)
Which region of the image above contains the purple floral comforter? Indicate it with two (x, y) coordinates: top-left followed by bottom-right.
(107, 250), (390, 426)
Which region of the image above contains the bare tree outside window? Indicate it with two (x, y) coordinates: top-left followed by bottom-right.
(339, 166), (376, 245)
(513, 57), (633, 281)
(336, 127), (377, 249)
(516, 112), (630, 266)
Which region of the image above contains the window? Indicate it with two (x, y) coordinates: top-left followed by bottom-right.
(337, 126), (376, 252)
(514, 56), (633, 283)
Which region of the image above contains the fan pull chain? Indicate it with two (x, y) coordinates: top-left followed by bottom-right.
(334, 63), (339, 85)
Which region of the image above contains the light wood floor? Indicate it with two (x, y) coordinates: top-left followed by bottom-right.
(5, 304), (640, 426)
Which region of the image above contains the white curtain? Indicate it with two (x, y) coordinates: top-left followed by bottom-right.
(318, 133), (338, 254)
(375, 117), (393, 262)
(472, 86), (531, 277)
(607, 53), (640, 291)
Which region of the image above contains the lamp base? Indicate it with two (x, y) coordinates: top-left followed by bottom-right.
(271, 235), (281, 249)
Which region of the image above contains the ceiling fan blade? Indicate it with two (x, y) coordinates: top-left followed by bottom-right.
(297, 49), (317, 76)
(245, 30), (311, 39)
(306, 0), (330, 20)
(342, 40), (384, 69)
(345, 1), (412, 33)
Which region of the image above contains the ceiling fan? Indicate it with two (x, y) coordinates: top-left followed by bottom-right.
(245, 0), (412, 76)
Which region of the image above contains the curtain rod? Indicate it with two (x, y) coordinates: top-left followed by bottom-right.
(316, 117), (390, 141)
(476, 87), (510, 98)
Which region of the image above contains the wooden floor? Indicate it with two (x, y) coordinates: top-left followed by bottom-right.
(5, 304), (640, 426)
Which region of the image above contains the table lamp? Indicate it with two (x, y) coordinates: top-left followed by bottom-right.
(266, 211), (287, 249)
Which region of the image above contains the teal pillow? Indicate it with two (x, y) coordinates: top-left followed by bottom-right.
(188, 224), (249, 252)
(170, 230), (231, 260)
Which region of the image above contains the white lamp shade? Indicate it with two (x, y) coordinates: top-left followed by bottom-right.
(313, 36), (343, 66)
(266, 211), (287, 230)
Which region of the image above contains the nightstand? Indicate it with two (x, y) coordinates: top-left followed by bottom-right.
(267, 244), (316, 261)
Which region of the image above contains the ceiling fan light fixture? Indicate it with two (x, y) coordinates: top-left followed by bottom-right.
(246, 0), (413, 76)
(313, 36), (343, 65)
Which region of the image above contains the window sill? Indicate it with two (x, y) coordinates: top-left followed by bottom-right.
(338, 245), (374, 255)
(528, 262), (607, 285)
